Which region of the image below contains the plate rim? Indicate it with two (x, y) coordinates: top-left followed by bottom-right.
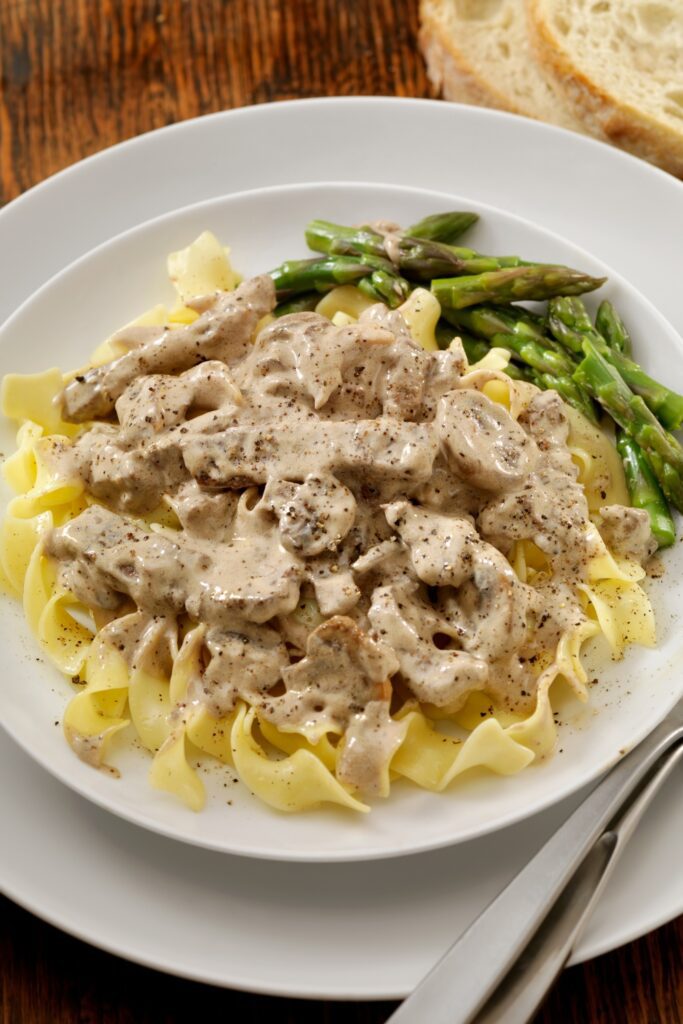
(2, 720), (680, 998)
(4, 97), (681, 238)
(1, 175), (682, 862)
(3, 847), (680, 1000)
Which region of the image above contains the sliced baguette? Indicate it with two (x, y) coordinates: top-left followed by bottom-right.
(419, 0), (586, 131)
(528, 0), (683, 177)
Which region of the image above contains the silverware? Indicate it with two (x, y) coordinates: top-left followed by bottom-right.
(387, 700), (683, 1024)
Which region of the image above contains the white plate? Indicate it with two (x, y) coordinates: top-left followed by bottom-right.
(3, 179), (682, 861)
(1, 99), (682, 993)
(2, 732), (680, 999)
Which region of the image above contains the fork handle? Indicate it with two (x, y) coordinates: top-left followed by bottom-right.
(472, 739), (683, 1023)
(386, 702), (683, 1024)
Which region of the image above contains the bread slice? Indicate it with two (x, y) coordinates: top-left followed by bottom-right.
(528, 0), (683, 177)
(419, 0), (585, 131)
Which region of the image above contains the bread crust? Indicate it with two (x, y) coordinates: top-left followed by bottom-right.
(419, 1), (586, 132)
(419, 8), (520, 113)
(527, 0), (683, 178)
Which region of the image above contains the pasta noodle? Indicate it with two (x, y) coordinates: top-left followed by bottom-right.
(0, 230), (658, 815)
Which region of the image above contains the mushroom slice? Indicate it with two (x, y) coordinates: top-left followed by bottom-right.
(436, 389), (537, 491)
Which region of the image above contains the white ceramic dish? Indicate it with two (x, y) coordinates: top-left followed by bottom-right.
(2, 731), (680, 999)
(1, 99), (682, 995)
(2, 178), (682, 862)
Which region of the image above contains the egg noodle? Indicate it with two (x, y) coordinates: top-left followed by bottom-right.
(0, 232), (655, 813)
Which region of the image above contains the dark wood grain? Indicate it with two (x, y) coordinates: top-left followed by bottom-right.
(0, 0), (434, 206)
(0, 1), (681, 1022)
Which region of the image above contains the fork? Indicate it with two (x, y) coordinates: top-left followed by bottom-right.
(386, 699), (683, 1024)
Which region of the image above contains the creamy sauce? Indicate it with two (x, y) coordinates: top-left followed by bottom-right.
(46, 276), (653, 793)
(597, 504), (657, 563)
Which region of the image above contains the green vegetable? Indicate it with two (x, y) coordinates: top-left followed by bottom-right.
(308, 220), (532, 280)
(273, 292), (320, 317)
(574, 339), (683, 511)
(549, 297), (683, 430)
(616, 431), (675, 549)
(443, 306), (597, 422)
(404, 210), (479, 243)
(432, 265), (606, 310)
(596, 300), (632, 355)
(270, 256), (374, 299)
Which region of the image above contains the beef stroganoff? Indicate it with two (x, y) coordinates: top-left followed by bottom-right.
(0, 225), (660, 813)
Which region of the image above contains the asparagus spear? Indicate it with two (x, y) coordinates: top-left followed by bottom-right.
(434, 320), (489, 361)
(311, 218), (544, 278)
(405, 211), (479, 243)
(436, 316), (536, 378)
(440, 305), (569, 366)
(574, 339), (683, 511)
(324, 249), (411, 307)
(305, 221), (386, 259)
(269, 256), (373, 299)
(308, 220), (532, 279)
(443, 305), (559, 351)
(273, 292), (320, 317)
(432, 265), (606, 310)
(440, 310), (597, 420)
(311, 222), (465, 278)
(549, 297), (683, 430)
(442, 306), (598, 422)
(434, 320), (533, 375)
(504, 362), (537, 384)
(357, 269), (411, 308)
(459, 334), (491, 364)
(596, 300), (632, 355)
(616, 431), (675, 548)
(435, 319), (459, 351)
(531, 370), (599, 422)
(443, 253), (530, 274)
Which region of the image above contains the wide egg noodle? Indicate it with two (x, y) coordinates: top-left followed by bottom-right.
(586, 523), (645, 584)
(230, 704), (369, 813)
(148, 623), (238, 809)
(258, 717), (338, 771)
(554, 619), (602, 696)
(389, 704), (534, 792)
(148, 623), (216, 808)
(149, 728), (206, 812)
(38, 588), (94, 675)
(398, 288), (441, 351)
(439, 717), (536, 788)
(390, 707), (463, 790)
(565, 404), (630, 509)
(3, 421), (43, 494)
(0, 509), (52, 595)
(167, 230), (240, 305)
(129, 663), (173, 755)
(21, 537), (54, 633)
(331, 311), (356, 327)
(2, 371), (80, 437)
(9, 436), (84, 519)
(464, 348), (511, 376)
(579, 580), (656, 658)
(62, 627), (131, 771)
(504, 668), (559, 759)
(315, 285), (375, 321)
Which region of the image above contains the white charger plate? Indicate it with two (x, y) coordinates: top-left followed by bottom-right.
(2, 179), (683, 862)
(2, 732), (680, 999)
(1, 99), (682, 994)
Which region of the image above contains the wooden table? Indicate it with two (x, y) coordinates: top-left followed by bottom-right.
(0, 2), (681, 1021)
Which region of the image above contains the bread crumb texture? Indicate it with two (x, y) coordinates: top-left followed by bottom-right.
(420, 0), (683, 177)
